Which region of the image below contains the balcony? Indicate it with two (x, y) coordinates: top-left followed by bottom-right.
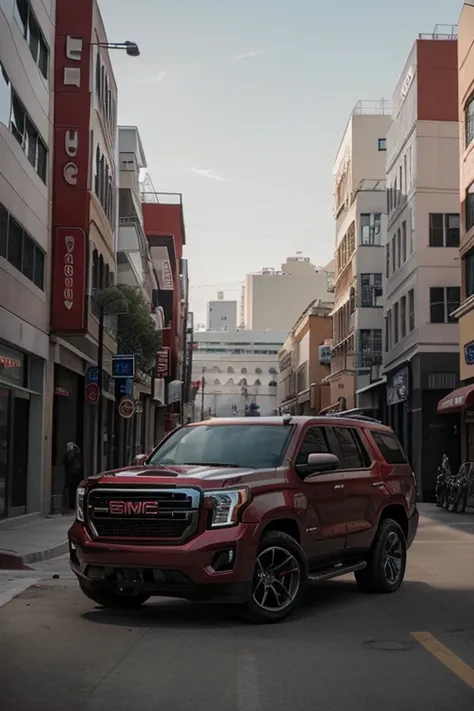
(118, 216), (147, 254)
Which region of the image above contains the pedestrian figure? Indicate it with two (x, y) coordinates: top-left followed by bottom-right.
(61, 442), (82, 514)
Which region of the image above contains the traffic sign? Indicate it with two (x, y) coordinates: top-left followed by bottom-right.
(118, 397), (135, 419)
(85, 383), (100, 404)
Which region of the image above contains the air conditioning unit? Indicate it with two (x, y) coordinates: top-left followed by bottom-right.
(319, 345), (331, 364)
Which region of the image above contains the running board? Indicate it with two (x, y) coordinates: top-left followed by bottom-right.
(308, 560), (367, 583)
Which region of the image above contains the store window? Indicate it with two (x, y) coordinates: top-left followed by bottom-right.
(0, 343), (25, 387)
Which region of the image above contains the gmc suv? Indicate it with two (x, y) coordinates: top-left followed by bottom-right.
(69, 413), (419, 623)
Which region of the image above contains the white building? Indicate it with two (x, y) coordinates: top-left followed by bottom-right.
(0, 0), (54, 519)
(328, 100), (392, 413)
(244, 255), (334, 331)
(207, 291), (237, 331)
(192, 329), (288, 418)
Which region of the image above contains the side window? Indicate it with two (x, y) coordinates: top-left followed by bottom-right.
(296, 427), (330, 465)
(371, 431), (407, 465)
(331, 427), (370, 469)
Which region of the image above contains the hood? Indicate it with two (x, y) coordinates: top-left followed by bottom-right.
(87, 464), (262, 490)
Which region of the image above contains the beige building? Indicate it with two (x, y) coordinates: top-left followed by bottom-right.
(244, 255), (333, 332)
(384, 27), (460, 500)
(277, 300), (333, 415)
(439, 5), (474, 463)
(0, 0), (54, 519)
(327, 101), (391, 413)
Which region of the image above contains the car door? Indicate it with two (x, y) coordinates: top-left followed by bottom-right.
(328, 425), (387, 554)
(293, 424), (347, 565)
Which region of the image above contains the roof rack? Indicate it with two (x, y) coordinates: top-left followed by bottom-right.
(324, 408), (382, 425)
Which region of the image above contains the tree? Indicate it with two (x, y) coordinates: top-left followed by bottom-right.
(116, 284), (162, 373)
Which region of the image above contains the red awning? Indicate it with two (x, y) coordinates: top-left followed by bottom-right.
(437, 384), (474, 413)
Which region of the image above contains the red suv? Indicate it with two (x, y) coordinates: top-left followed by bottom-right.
(69, 413), (418, 623)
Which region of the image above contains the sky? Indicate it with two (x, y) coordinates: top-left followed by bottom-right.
(99, 0), (460, 323)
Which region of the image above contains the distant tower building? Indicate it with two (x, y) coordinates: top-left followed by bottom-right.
(207, 292), (237, 331)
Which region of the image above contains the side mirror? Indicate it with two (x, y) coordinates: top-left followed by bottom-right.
(135, 453), (148, 465)
(296, 452), (340, 477)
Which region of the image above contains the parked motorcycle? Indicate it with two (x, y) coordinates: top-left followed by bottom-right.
(435, 454), (451, 508)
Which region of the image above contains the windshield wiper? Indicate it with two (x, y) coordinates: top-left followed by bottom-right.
(178, 462), (242, 468)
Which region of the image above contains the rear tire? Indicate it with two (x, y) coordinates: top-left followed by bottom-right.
(355, 519), (406, 594)
(79, 583), (149, 609)
(239, 530), (308, 624)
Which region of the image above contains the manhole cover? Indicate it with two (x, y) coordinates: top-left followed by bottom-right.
(363, 639), (416, 652)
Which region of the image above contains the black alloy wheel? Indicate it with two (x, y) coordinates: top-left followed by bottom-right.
(240, 530), (308, 624)
(355, 518), (407, 594)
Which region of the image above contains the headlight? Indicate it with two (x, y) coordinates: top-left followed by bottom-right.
(204, 488), (249, 528)
(76, 486), (86, 522)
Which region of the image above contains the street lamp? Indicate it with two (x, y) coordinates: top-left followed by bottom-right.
(93, 286), (129, 473)
(95, 41), (140, 57)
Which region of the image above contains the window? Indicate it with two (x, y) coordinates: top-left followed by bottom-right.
(397, 228), (401, 267)
(227, 367), (234, 374)
(429, 286), (460, 324)
(9, 92), (47, 182)
(400, 295), (407, 339)
(360, 213), (382, 245)
(148, 423), (295, 470)
(254, 379), (261, 386)
(429, 213), (460, 247)
(408, 289), (415, 331)
(465, 249), (474, 298)
(255, 367), (262, 374)
(358, 329), (382, 367)
(378, 138), (386, 151)
(466, 183), (474, 233)
(385, 312), (390, 352)
(402, 221), (407, 263)
(14, 0), (49, 79)
(465, 94), (474, 148)
(403, 154), (407, 194)
(391, 236), (396, 271)
(0, 201), (45, 288)
(360, 273), (382, 307)
(386, 243), (390, 278)
(94, 145), (114, 223)
(393, 302), (399, 344)
(332, 428), (370, 469)
(371, 431), (407, 465)
(296, 427), (330, 465)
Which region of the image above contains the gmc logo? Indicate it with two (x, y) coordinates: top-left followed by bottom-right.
(109, 500), (159, 515)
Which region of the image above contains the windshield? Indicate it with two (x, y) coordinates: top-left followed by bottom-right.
(148, 424), (294, 470)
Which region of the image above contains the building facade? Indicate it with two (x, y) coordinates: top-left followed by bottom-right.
(328, 102), (391, 413)
(384, 29), (460, 499)
(47, 0), (122, 511)
(0, 0), (54, 519)
(245, 255), (334, 332)
(277, 300), (333, 415)
(438, 6), (474, 464)
(192, 329), (287, 418)
(207, 292), (237, 331)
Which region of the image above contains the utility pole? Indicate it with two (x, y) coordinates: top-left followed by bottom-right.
(200, 367), (206, 420)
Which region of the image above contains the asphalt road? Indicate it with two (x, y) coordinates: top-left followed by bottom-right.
(1, 504), (474, 710)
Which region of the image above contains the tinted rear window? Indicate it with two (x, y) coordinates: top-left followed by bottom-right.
(371, 431), (407, 465)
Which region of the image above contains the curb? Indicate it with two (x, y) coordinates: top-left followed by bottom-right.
(0, 539), (69, 570)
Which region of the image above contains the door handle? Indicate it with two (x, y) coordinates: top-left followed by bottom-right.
(372, 481), (384, 487)
(334, 484), (344, 490)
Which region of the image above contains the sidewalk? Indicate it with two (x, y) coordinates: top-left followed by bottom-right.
(0, 515), (74, 570)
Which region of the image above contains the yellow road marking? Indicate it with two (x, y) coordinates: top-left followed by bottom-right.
(412, 631), (474, 689)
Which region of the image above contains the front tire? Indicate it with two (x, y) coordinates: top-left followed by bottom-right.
(240, 530), (308, 624)
(355, 519), (406, 594)
(79, 583), (149, 609)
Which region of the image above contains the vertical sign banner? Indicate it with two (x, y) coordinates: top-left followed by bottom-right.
(51, 1), (93, 332)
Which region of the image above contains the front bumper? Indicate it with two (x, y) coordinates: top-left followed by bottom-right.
(68, 520), (259, 603)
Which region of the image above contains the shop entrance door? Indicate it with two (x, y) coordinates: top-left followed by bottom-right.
(0, 387), (10, 518)
(9, 392), (29, 516)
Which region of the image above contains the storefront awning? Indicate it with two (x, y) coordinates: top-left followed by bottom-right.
(437, 384), (474, 413)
